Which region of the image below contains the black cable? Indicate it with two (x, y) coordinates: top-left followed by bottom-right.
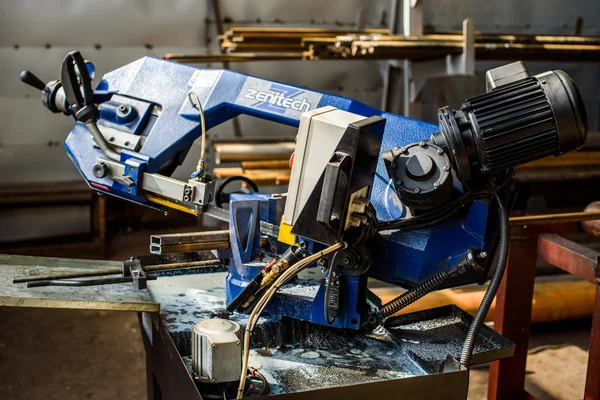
(376, 190), (493, 232)
(215, 176), (259, 208)
(460, 192), (509, 367)
(245, 368), (269, 397)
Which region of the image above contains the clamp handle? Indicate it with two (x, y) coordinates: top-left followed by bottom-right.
(61, 51), (96, 122)
(20, 70), (46, 91)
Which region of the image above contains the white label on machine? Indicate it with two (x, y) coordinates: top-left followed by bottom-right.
(188, 70), (222, 88)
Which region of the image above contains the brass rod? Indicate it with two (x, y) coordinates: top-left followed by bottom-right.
(510, 211), (600, 226)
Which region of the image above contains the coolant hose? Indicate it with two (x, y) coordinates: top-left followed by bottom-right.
(460, 193), (509, 367)
(86, 121), (121, 161)
(378, 270), (451, 320)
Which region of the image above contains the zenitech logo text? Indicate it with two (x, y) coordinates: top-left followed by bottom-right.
(244, 88), (311, 113)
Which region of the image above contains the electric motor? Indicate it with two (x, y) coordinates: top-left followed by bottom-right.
(432, 62), (588, 181)
(191, 319), (242, 383)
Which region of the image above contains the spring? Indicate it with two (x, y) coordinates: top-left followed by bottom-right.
(379, 270), (450, 319)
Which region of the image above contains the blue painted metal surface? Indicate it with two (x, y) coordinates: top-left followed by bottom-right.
(61, 56), (494, 330)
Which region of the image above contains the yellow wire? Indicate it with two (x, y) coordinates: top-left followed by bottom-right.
(236, 241), (346, 399)
(188, 91), (206, 179)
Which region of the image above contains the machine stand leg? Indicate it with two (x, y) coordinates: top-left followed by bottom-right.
(585, 285), (600, 400)
(488, 228), (538, 400)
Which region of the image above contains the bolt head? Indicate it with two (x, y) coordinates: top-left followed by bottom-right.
(443, 165), (451, 172)
(413, 187), (421, 194)
(479, 251), (488, 259)
(116, 104), (133, 119)
(92, 162), (109, 179)
(433, 182), (440, 188)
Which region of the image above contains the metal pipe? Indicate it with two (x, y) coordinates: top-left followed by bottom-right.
(144, 259), (223, 272)
(241, 160), (290, 170)
(165, 28), (600, 64)
(152, 241), (231, 254)
(510, 210), (600, 226)
(13, 268), (121, 283)
(164, 53), (303, 63)
(86, 121), (121, 161)
(14, 260), (223, 284)
(214, 143), (295, 164)
(27, 276), (145, 287)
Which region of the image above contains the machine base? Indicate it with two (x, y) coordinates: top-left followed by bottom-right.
(143, 271), (514, 399)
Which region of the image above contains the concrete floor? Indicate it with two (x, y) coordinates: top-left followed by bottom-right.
(0, 230), (593, 399)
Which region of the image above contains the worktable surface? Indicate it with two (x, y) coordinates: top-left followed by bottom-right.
(0, 254), (159, 312)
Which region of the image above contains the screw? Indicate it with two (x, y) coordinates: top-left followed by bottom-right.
(300, 241), (307, 249)
(419, 141), (426, 147)
(395, 180), (403, 186)
(444, 165), (451, 171)
(211, 344), (217, 348)
(236, 341), (240, 346)
(400, 147), (408, 154)
(212, 378), (217, 383)
(437, 148), (444, 155)
(433, 182), (440, 188)
(124, 141), (130, 146)
(413, 188), (421, 193)
(479, 251), (488, 259)
(342, 256), (352, 265)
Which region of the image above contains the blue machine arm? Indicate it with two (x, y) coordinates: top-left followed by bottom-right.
(67, 57), (438, 219)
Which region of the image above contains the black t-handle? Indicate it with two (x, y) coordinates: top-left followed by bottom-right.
(20, 70), (46, 91)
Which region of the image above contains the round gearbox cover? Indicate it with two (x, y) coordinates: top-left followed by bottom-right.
(383, 141), (453, 210)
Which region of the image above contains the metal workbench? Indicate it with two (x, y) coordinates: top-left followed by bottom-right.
(141, 272), (514, 399)
(1, 254), (514, 399)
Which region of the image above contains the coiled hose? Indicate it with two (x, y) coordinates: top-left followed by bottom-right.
(378, 269), (451, 320)
(460, 193), (509, 367)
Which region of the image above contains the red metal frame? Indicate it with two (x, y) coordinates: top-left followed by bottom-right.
(488, 225), (600, 400)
